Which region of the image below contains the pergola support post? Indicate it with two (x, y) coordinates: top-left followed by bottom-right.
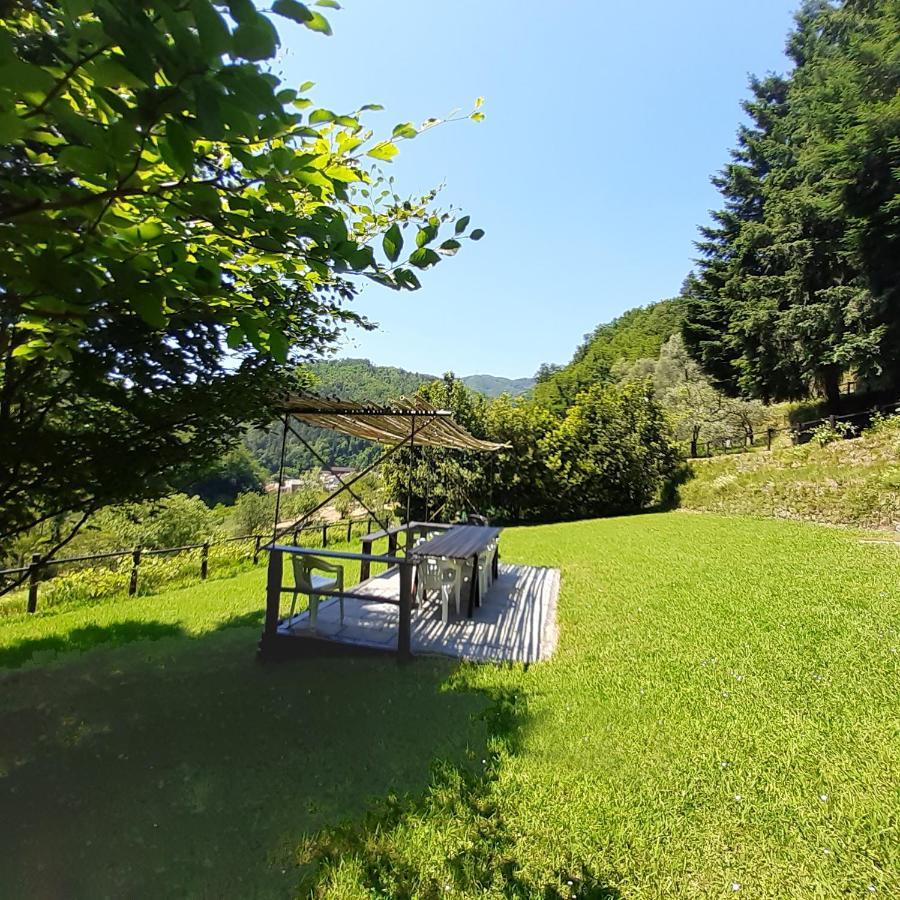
(264, 547), (283, 637)
(397, 559), (414, 661)
(271, 415), (289, 544)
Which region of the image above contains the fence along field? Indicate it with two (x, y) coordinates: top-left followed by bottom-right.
(0, 515), (386, 617)
(697, 397), (900, 459)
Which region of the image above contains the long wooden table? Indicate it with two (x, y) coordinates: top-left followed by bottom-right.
(410, 525), (501, 617)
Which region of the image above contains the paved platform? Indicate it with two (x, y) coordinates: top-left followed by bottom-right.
(276, 563), (560, 663)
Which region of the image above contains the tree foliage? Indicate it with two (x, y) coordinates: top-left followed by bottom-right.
(684, 0), (900, 409)
(622, 334), (770, 456)
(383, 375), (678, 524)
(0, 0), (483, 560)
(542, 380), (678, 518)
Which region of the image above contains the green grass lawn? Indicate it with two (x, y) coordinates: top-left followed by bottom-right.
(1, 512), (898, 898)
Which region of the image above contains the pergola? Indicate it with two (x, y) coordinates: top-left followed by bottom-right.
(270, 393), (507, 544)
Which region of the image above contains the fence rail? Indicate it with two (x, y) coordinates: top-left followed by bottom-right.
(696, 399), (900, 459)
(0, 514), (384, 615)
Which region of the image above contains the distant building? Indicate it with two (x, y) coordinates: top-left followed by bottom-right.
(264, 477), (308, 495)
(319, 465), (355, 491)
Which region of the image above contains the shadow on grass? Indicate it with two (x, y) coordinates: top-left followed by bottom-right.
(0, 613), (618, 898)
(0, 620), (186, 669)
(0, 614), (489, 899)
(295, 675), (621, 898)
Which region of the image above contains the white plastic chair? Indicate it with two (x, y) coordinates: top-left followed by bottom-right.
(473, 539), (497, 600)
(415, 545), (463, 624)
(289, 554), (344, 630)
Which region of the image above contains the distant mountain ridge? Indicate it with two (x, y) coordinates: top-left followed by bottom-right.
(461, 374), (535, 398)
(303, 357), (534, 400)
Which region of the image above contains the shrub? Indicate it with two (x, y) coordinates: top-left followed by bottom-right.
(543, 380), (680, 519)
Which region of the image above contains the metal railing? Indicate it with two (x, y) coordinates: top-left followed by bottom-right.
(261, 544), (418, 660)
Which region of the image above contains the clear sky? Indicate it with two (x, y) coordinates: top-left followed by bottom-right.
(276, 0), (800, 379)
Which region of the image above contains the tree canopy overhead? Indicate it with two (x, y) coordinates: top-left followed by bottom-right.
(683, 0), (900, 410)
(0, 0), (484, 558)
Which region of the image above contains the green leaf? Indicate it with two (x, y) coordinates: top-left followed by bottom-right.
(268, 329), (289, 362)
(130, 294), (167, 329)
(192, 0), (231, 56)
(394, 268), (421, 290)
(195, 82), (224, 140)
(302, 11), (332, 34)
(0, 60), (55, 95)
(164, 119), (194, 173)
(438, 239), (461, 256)
(366, 141), (397, 162)
(272, 0), (312, 24)
(454, 215), (470, 235)
(308, 108), (336, 124)
(91, 57), (145, 88)
(315, 0), (341, 7)
(469, 228), (485, 241)
(122, 221), (165, 243)
(226, 325), (243, 349)
(409, 247), (440, 269)
(415, 224), (437, 247)
(392, 122), (417, 139)
(232, 15), (279, 60)
(324, 164), (361, 182)
(382, 223), (402, 262)
(470, 111), (485, 122)
(0, 112), (25, 143)
(58, 146), (109, 178)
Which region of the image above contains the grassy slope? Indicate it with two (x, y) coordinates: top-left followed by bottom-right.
(1, 513), (898, 898)
(681, 417), (900, 530)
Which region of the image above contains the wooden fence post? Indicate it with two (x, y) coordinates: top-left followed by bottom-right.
(200, 542), (209, 580)
(366, 519), (373, 534)
(766, 428), (774, 451)
(397, 560), (413, 661)
(322, 523), (328, 547)
(128, 545), (142, 596)
(359, 536), (372, 582)
(346, 520), (352, 542)
(252, 535), (262, 565)
(27, 553), (40, 614)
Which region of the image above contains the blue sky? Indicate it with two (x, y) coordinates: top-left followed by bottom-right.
(277, 1), (800, 378)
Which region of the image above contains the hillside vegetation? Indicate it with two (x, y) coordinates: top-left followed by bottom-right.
(681, 416), (900, 530)
(534, 297), (685, 408)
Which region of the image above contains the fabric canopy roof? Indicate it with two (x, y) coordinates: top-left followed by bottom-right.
(280, 393), (508, 452)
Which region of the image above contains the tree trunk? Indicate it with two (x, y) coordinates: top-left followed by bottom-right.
(820, 367), (842, 414)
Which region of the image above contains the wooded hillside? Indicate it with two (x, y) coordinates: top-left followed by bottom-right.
(533, 297), (686, 409)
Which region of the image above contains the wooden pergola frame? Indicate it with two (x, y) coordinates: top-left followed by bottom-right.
(268, 393), (507, 548)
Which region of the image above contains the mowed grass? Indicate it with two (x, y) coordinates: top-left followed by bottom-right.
(1, 513), (898, 898)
